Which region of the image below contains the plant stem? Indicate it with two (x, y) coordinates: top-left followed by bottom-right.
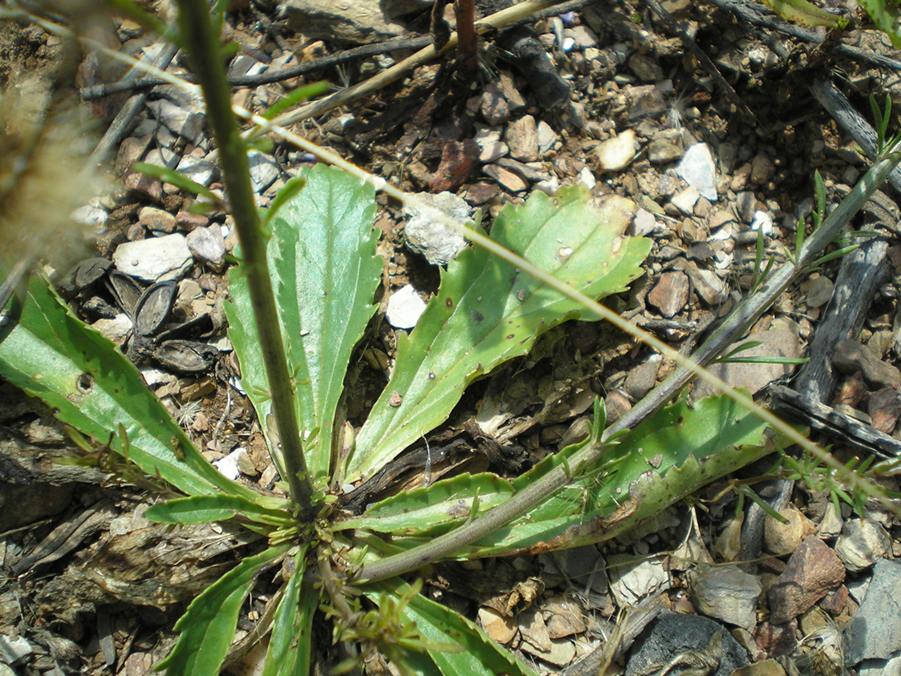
(355, 439), (606, 583)
(174, 0), (315, 518)
(454, 0), (478, 76)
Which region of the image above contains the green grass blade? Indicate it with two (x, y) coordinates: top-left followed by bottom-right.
(347, 187), (650, 483)
(856, 0), (901, 47)
(133, 162), (221, 204)
(226, 164), (382, 482)
(145, 495), (293, 526)
(264, 546), (316, 676)
(0, 277), (252, 498)
(263, 82), (330, 120)
(157, 544), (290, 675)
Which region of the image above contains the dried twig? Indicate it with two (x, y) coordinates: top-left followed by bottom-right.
(706, 0), (901, 72)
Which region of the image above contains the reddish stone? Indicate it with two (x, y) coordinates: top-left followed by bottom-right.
(647, 271), (690, 318)
(176, 210), (210, 232)
(767, 536), (844, 624)
(820, 584), (848, 616)
(124, 171), (162, 202)
(755, 619), (798, 657)
(464, 181), (500, 205)
(429, 139), (479, 192)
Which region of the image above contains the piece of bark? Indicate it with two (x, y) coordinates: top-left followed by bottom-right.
(770, 384), (901, 459)
(793, 237), (890, 403)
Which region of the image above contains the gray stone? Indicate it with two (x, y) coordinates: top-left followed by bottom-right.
(677, 143), (718, 201)
(176, 155), (217, 187)
(805, 275), (834, 308)
(833, 339), (901, 389)
(647, 130), (684, 164)
(835, 519), (892, 572)
(278, 0), (405, 44)
(844, 558), (901, 665)
(627, 52), (664, 82)
(505, 115), (539, 162)
(480, 83), (510, 126)
(247, 151), (280, 194)
(690, 565), (761, 631)
(380, 0), (432, 17)
(694, 318), (802, 398)
(631, 208), (659, 236)
(567, 25), (598, 49)
(146, 98), (204, 144)
(625, 611), (748, 676)
(403, 192), (470, 265)
(623, 357), (659, 399)
(186, 225), (226, 270)
(112, 234), (193, 282)
(537, 120), (558, 155)
(474, 127), (508, 163)
(71, 204), (109, 227)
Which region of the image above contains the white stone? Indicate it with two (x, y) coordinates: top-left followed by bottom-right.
(537, 120), (558, 155)
(534, 175), (560, 195)
(677, 143), (717, 201)
(248, 150), (280, 193)
(91, 314), (133, 345)
(186, 225), (226, 269)
(214, 447), (247, 480)
(750, 210), (774, 236)
(596, 129), (638, 172)
(578, 167), (597, 190)
(176, 155), (217, 187)
(631, 208), (658, 236)
(403, 192), (470, 265)
(386, 284), (426, 330)
(112, 234), (193, 282)
(71, 204), (109, 227)
(671, 186), (700, 215)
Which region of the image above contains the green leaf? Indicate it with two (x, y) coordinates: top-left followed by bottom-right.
(145, 495), (292, 526)
(132, 162), (221, 205)
(470, 393), (783, 557)
(0, 277), (251, 498)
(263, 82), (331, 120)
(857, 0), (901, 47)
(157, 544), (290, 675)
(347, 187), (650, 483)
(814, 170), (826, 227)
(763, 0), (845, 27)
(264, 547), (316, 676)
(358, 394), (784, 558)
(336, 473), (515, 534)
(366, 581), (535, 676)
(226, 164), (381, 482)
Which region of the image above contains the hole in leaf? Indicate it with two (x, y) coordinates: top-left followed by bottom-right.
(77, 373), (94, 393)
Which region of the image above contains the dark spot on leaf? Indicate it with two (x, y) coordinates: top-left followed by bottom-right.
(77, 373), (93, 393)
(472, 310), (484, 322)
(506, 334), (514, 339)
(428, 372), (436, 380)
(445, 297), (453, 308)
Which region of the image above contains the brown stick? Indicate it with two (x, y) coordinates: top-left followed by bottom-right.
(454, 0), (479, 75)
